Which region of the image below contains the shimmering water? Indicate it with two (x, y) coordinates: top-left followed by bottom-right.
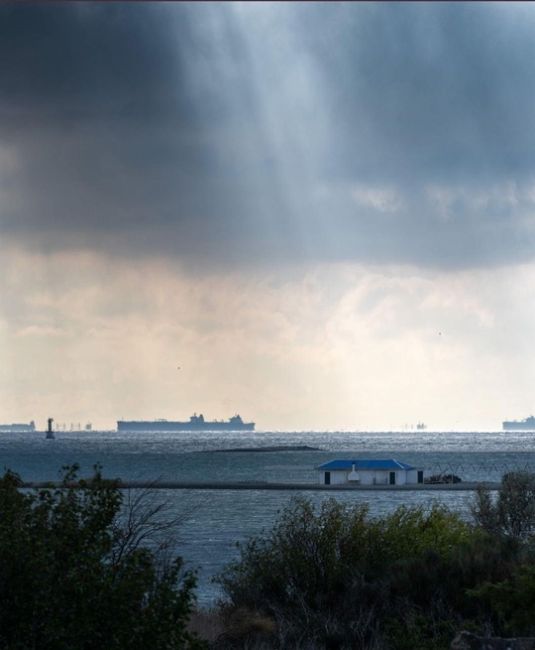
(2, 429), (535, 604)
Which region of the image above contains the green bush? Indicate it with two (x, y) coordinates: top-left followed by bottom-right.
(472, 471), (535, 541)
(216, 476), (535, 649)
(0, 465), (205, 650)
(470, 564), (535, 636)
(216, 498), (478, 649)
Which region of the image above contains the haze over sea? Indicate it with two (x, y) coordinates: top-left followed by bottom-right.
(3, 429), (535, 604)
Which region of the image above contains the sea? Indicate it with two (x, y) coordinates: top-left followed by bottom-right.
(2, 429), (535, 606)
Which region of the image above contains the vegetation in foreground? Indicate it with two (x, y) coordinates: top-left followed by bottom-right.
(215, 472), (535, 649)
(0, 465), (206, 650)
(1, 466), (535, 649)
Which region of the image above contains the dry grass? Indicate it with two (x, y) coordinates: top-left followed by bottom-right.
(188, 607), (277, 648)
(188, 609), (225, 644)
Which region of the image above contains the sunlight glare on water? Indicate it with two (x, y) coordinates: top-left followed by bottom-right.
(2, 429), (534, 604)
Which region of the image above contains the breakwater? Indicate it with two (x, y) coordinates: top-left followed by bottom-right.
(23, 480), (500, 491)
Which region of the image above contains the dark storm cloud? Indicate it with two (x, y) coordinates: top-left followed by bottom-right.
(0, 4), (193, 120)
(1, 2), (535, 269)
(308, 3), (535, 183)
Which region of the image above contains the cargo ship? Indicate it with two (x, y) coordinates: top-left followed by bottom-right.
(502, 416), (535, 431)
(117, 413), (255, 432)
(0, 421), (35, 432)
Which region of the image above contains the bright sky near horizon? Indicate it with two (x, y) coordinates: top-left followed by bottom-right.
(2, 2), (535, 431)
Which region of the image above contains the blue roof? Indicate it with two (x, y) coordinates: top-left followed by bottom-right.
(317, 459), (416, 471)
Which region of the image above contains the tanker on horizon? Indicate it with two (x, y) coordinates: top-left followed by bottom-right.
(502, 416), (535, 431)
(117, 413), (255, 432)
(0, 420), (35, 432)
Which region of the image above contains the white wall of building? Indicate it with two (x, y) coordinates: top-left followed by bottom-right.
(319, 468), (425, 485)
(319, 470), (349, 485)
(406, 469), (422, 484)
(360, 470), (406, 485)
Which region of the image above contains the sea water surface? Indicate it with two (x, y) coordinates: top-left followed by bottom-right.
(2, 429), (535, 605)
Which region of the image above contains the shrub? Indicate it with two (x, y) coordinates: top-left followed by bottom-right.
(472, 471), (535, 542)
(216, 498), (475, 649)
(0, 465), (205, 650)
(470, 564), (535, 636)
(214, 473), (535, 648)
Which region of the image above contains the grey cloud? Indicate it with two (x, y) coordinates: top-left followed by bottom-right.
(0, 4), (193, 122)
(1, 3), (535, 270)
(315, 3), (535, 184)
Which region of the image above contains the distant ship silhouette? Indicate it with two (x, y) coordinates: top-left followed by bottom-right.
(117, 413), (255, 432)
(502, 416), (535, 431)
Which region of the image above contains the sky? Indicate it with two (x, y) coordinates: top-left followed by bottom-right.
(2, 2), (535, 431)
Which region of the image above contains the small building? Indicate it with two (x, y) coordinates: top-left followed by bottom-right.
(317, 459), (424, 486)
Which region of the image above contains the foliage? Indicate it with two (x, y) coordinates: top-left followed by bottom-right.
(0, 465), (205, 650)
(216, 498), (477, 649)
(470, 564), (535, 636)
(472, 471), (535, 541)
(466, 470), (535, 639)
(216, 474), (535, 649)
